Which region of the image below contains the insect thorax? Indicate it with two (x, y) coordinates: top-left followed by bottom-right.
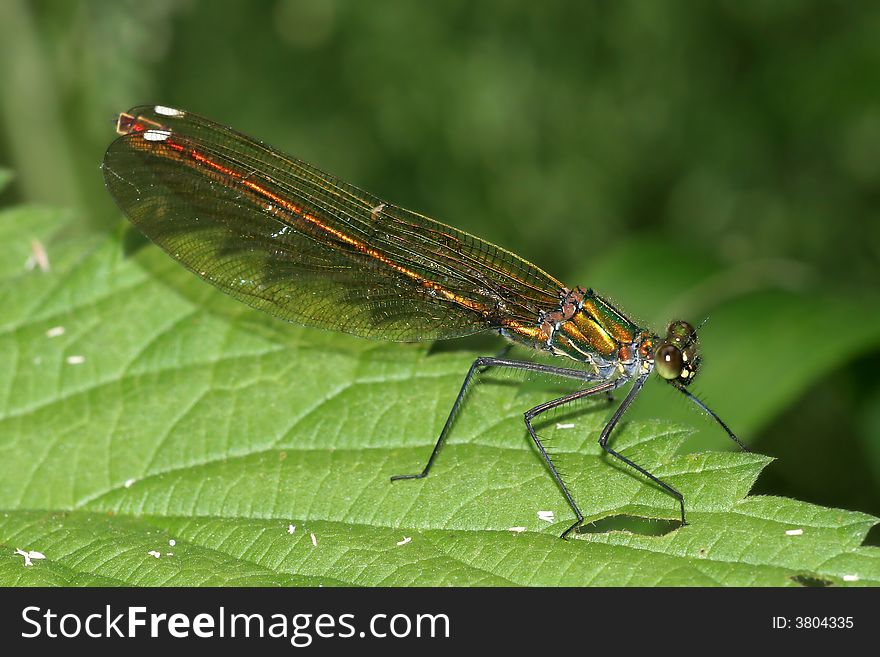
(500, 286), (650, 379)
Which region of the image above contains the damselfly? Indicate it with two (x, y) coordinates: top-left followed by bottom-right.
(102, 105), (748, 538)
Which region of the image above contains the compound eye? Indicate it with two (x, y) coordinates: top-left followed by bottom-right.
(655, 343), (683, 380)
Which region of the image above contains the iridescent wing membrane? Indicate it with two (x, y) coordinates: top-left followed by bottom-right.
(102, 105), (564, 341)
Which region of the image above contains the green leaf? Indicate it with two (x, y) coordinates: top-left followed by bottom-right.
(1, 207), (877, 586)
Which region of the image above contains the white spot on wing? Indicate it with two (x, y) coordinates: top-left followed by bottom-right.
(143, 130), (171, 142)
(154, 105), (184, 117)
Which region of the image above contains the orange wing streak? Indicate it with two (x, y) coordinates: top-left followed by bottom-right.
(150, 135), (490, 318)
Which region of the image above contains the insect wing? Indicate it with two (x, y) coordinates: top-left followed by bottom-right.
(103, 106), (563, 341)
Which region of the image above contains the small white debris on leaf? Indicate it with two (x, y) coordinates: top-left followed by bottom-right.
(25, 239), (50, 272)
(537, 511), (555, 523)
(396, 536), (411, 546)
(46, 326), (65, 338)
(843, 574), (859, 582)
(508, 527), (527, 533)
(15, 548), (45, 567)
(168, 539), (176, 547)
(124, 478), (136, 488)
(310, 532), (317, 547)
(371, 203), (387, 220)
(148, 550), (161, 558)
(66, 355), (86, 365)
(287, 524), (296, 535)
(785, 529), (804, 536)
(555, 423), (575, 430)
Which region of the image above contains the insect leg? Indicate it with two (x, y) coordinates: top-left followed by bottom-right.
(598, 372), (688, 527)
(478, 343), (514, 373)
(390, 357), (605, 482)
(673, 384), (750, 452)
(523, 378), (631, 538)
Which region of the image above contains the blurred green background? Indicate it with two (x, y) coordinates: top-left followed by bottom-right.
(1, 0), (878, 540)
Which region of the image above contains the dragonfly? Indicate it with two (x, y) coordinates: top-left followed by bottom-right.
(103, 105), (748, 538)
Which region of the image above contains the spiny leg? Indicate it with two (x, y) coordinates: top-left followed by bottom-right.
(478, 343), (514, 373)
(674, 384), (750, 452)
(390, 357), (606, 482)
(523, 378), (631, 538)
(598, 372), (688, 526)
